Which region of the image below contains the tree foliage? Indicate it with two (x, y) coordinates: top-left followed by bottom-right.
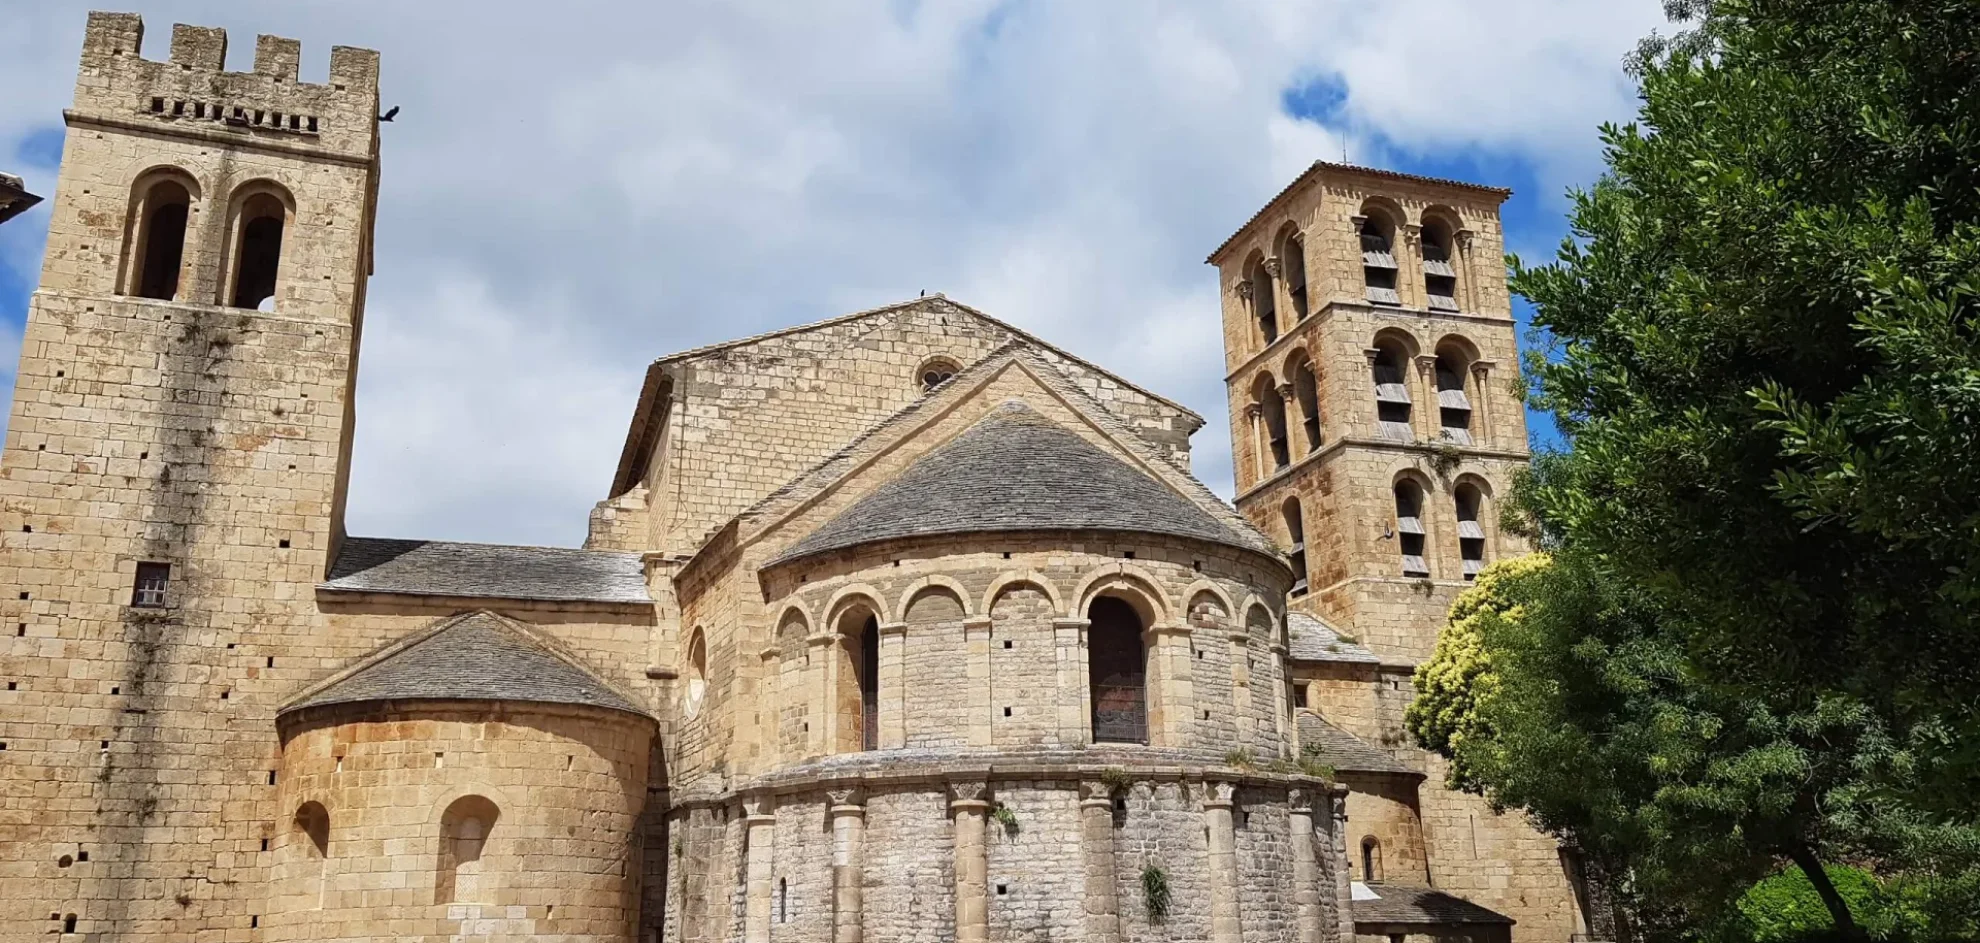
(1412, 0), (1980, 936)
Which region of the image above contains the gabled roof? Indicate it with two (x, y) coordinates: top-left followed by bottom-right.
(1353, 886), (1514, 927)
(1287, 610), (1379, 664)
(1297, 710), (1417, 776)
(608, 295), (1203, 496)
(1206, 161), (1513, 264)
(320, 537), (650, 605)
(768, 402), (1255, 568)
(279, 610), (648, 718)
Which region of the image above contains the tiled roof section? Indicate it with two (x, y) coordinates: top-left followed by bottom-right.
(322, 537), (650, 604)
(769, 402), (1257, 567)
(280, 611), (647, 717)
(1353, 886), (1515, 926)
(1207, 161), (1513, 263)
(1297, 711), (1416, 775)
(1286, 611), (1379, 663)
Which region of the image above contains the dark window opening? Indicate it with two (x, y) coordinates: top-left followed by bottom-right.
(1423, 225), (1459, 311)
(1284, 498), (1308, 597)
(1457, 485), (1486, 580)
(1087, 596), (1148, 744)
(134, 181), (191, 301)
(229, 192), (286, 310)
(1395, 482), (1429, 577)
(1283, 236), (1309, 321)
(1371, 343), (1412, 441)
(1361, 837), (1385, 883)
(1252, 262), (1277, 343)
(1263, 384), (1290, 470)
(1293, 361), (1321, 453)
(1435, 355), (1472, 444)
(1358, 215), (1400, 306)
(1293, 682), (1309, 709)
(132, 562), (170, 608)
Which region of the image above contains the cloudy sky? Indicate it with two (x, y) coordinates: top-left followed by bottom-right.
(0, 0), (1669, 548)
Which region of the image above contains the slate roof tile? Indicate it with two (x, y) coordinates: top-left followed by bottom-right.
(1353, 886), (1515, 926)
(321, 537), (649, 604)
(1286, 611), (1380, 664)
(769, 403), (1257, 567)
(1297, 711), (1416, 775)
(281, 610), (647, 717)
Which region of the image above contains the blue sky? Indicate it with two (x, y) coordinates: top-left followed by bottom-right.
(0, 0), (1661, 545)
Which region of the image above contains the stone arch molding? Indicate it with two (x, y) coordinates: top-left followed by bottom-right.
(1180, 579), (1238, 623)
(981, 571), (1064, 617)
(822, 583), (892, 628)
(898, 575), (976, 620)
(1070, 563), (1172, 625)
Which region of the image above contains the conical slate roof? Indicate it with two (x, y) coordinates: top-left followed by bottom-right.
(770, 403), (1256, 567)
(280, 611), (646, 717)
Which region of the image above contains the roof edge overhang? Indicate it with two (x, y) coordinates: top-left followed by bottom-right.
(276, 693), (658, 726)
(758, 524), (1293, 578)
(313, 585), (656, 610)
(1206, 161), (1514, 265)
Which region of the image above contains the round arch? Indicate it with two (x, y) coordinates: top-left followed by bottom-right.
(898, 575), (975, 620)
(1070, 565), (1171, 625)
(982, 571), (1065, 617)
(822, 583), (892, 628)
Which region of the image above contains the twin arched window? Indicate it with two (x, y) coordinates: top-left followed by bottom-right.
(1393, 478), (1492, 579)
(122, 170), (291, 310)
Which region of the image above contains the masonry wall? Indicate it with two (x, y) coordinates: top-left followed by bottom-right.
(638, 299), (1203, 557)
(269, 702), (651, 942)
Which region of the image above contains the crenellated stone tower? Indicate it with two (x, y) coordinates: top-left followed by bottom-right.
(1209, 163), (1593, 941)
(0, 12), (383, 936)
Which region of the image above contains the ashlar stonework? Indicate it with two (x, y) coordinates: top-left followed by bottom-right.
(0, 13), (1595, 943)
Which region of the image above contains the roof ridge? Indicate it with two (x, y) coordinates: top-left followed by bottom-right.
(649, 295), (940, 365)
(342, 535), (639, 556)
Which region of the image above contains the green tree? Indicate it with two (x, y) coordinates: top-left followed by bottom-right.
(1419, 0), (1980, 934)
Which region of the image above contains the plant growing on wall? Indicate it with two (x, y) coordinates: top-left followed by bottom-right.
(1142, 863), (1172, 923)
(1099, 767), (1134, 791)
(991, 801), (1019, 834)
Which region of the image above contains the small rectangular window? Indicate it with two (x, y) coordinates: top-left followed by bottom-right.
(132, 562), (170, 608)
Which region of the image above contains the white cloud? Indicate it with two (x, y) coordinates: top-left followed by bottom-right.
(0, 0), (1664, 546)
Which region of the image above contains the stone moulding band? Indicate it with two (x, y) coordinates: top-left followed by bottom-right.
(65, 110), (375, 168)
(662, 760), (1344, 811)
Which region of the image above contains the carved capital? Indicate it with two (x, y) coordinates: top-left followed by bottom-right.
(806, 632), (838, 648)
(1274, 382), (1295, 402)
(741, 792), (777, 821)
(1234, 280), (1255, 301)
(1415, 354), (1439, 376)
(1349, 214), (1369, 228)
(1363, 347), (1383, 365)
(1330, 788), (1349, 825)
(877, 621), (910, 637)
(1243, 402), (1262, 420)
(1455, 228), (1475, 249)
(1262, 257), (1283, 278)
(826, 786), (866, 810)
(1079, 780), (1119, 805)
(1204, 781), (1238, 810)
(1288, 787), (1313, 814)
(948, 780), (990, 810)
(1469, 358), (1497, 378)
(1402, 223), (1423, 246)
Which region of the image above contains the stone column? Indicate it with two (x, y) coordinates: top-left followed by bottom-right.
(1227, 631), (1253, 746)
(1331, 786), (1355, 942)
(1289, 787), (1323, 943)
(829, 788), (866, 943)
(1243, 402), (1263, 485)
(1203, 781), (1243, 943)
(1415, 353), (1440, 441)
(807, 632), (837, 756)
(1054, 617), (1091, 743)
(950, 781), (992, 943)
(1470, 359), (1496, 451)
(1401, 223), (1425, 310)
(1276, 381), (1299, 461)
(964, 617), (994, 747)
(1455, 228), (1479, 314)
(1270, 640), (1290, 749)
(878, 621), (908, 749)
(743, 794), (777, 943)
(1079, 781), (1122, 943)
(1145, 624), (1194, 747)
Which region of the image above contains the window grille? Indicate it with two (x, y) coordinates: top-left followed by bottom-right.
(132, 562), (170, 608)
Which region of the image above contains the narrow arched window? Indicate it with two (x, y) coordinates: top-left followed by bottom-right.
(1284, 498), (1308, 597)
(1358, 214), (1400, 306)
(130, 179), (191, 301)
(1395, 480), (1429, 577)
(1456, 484), (1487, 580)
(1088, 596), (1148, 744)
(1252, 260), (1277, 343)
(918, 357), (960, 393)
(1283, 233), (1309, 321)
(776, 877), (789, 923)
(437, 795), (500, 905)
(228, 191), (287, 310)
(1361, 837), (1385, 883)
(294, 801), (330, 909)
(1293, 358), (1321, 454)
(1263, 383), (1291, 470)
(685, 630), (708, 716)
(1370, 341), (1412, 442)
(833, 610), (880, 753)
(1435, 352), (1472, 444)
(1422, 219), (1459, 312)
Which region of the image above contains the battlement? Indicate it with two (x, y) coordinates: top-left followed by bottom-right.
(71, 12), (380, 159)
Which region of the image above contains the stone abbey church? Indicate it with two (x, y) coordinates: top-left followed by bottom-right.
(0, 13), (1601, 943)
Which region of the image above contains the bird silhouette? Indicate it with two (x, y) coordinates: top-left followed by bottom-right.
(380, 106), (400, 122)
